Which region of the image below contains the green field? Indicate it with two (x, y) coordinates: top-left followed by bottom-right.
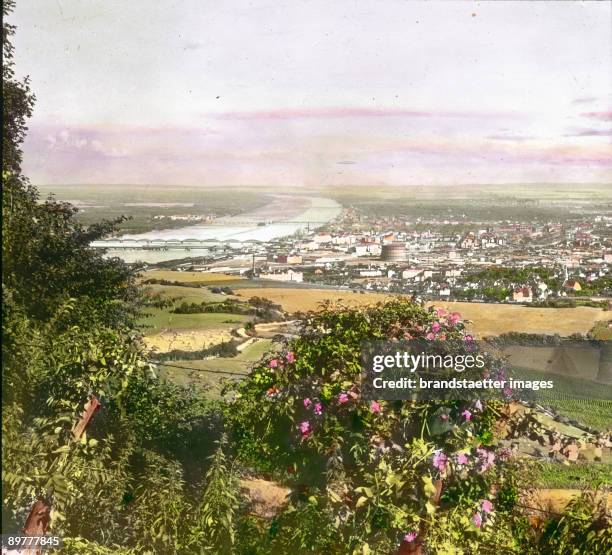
(36, 184), (269, 234)
(144, 283), (232, 304)
(535, 461), (612, 489)
(324, 183), (612, 222)
(513, 367), (612, 431)
(158, 339), (274, 396)
(139, 308), (249, 333)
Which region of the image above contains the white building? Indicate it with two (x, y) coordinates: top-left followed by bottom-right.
(259, 270), (303, 283)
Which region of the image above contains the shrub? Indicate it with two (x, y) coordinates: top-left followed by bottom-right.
(227, 299), (528, 553)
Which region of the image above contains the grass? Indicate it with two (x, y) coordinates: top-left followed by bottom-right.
(513, 367), (612, 431)
(139, 308), (249, 333)
(37, 184), (268, 234)
(138, 280), (253, 351)
(143, 283), (231, 304)
(141, 269), (243, 285)
(158, 339), (274, 397)
(591, 319), (612, 340)
(535, 461), (612, 489)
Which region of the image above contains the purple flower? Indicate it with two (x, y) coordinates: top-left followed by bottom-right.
(481, 500), (494, 514)
(432, 449), (448, 472)
(456, 453), (469, 466)
(314, 402), (323, 415)
(403, 531), (418, 543)
(462, 409), (472, 422)
(472, 512), (482, 528)
(303, 398), (312, 409)
(370, 401), (381, 414)
(338, 392), (349, 404)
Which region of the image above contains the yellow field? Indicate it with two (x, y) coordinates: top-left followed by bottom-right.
(140, 269), (240, 284)
(531, 489), (611, 513)
(433, 301), (609, 337)
(236, 288), (608, 337)
(144, 328), (236, 352)
(236, 288), (391, 311)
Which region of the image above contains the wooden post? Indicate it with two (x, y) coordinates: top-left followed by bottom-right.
(21, 396), (101, 547)
(71, 395), (101, 441)
(21, 499), (51, 555)
(22, 499), (51, 536)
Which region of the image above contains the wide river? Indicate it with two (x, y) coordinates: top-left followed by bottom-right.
(97, 195), (342, 263)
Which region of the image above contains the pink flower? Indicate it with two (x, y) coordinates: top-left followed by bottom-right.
(286, 351), (295, 363)
(432, 449), (448, 472)
(338, 392), (349, 404)
(440, 413), (449, 421)
(404, 531), (418, 543)
(474, 399), (483, 411)
(448, 312), (461, 325)
(370, 401), (381, 414)
(472, 512), (482, 528)
(456, 453), (469, 465)
(314, 402), (323, 415)
(303, 398), (312, 409)
(464, 334), (474, 342)
(269, 359), (279, 368)
(462, 409), (472, 422)
(438, 333), (447, 341)
(476, 448), (496, 473)
(299, 421), (311, 438)
(431, 321), (441, 333)
(426, 332), (436, 341)
(481, 500), (494, 514)
(436, 308), (447, 317)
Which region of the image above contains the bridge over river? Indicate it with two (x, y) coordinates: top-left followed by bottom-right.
(91, 195), (342, 262)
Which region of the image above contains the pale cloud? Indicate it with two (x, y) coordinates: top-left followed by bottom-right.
(581, 112), (612, 121)
(9, 0), (612, 186)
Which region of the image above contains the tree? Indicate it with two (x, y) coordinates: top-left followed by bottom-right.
(2, 0), (35, 175)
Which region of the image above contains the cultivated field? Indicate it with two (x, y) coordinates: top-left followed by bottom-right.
(141, 269), (241, 285)
(158, 339), (274, 396)
(236, 287), (608, 337)
(433, 301), (609, 337)
(139, 308), (250, 352)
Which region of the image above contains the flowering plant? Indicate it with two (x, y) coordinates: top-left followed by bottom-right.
(229, 299), (530, 553)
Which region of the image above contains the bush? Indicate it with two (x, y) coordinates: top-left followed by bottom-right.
(227, 299), (528, 553)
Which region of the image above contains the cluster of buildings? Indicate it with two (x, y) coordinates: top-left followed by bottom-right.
(150, 209), (612, 304)
(145, 204), (612, 303)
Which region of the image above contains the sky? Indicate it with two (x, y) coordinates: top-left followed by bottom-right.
(10, 0), (612, 187)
